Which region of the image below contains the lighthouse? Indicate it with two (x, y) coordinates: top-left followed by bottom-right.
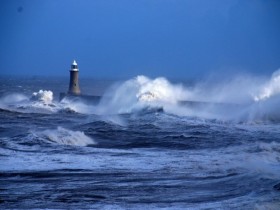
(60, 60), (102, 103)
(68, 60), (81, 95)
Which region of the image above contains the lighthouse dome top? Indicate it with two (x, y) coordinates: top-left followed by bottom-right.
(71, 60), (79, 71)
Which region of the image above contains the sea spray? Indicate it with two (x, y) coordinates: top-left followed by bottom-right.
(95, 72), (280, 122)
(0, 90), (61, 113)
(0, 93), (28, 104)
(3, 72), (280, 122)
(60, 97), (94, 114)
(95, 75), (248, 120)
(254, 69), (280, 101)
(135, 75), (187, 103)
(31, 90), (54, 104)
(187, 75), (262, 104)
(96, 75), (189, 115)
(0, 93), (28, 111)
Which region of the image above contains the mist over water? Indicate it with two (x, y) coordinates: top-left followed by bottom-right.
(0, 72), (280, 209)
(90, 71), (280, 123)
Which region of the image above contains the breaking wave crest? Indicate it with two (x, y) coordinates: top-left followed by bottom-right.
(40, 127), (95, 146)
(96, 75), (189, 114)
(0, 90), (59, 113)
(135, 75), (187, 103)
(0, 90), (82, 114)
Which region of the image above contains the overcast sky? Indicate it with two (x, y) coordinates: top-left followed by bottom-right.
(1, 0), (280, 79)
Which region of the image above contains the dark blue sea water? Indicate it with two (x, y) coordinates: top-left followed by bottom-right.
(0, 76), (280, 209)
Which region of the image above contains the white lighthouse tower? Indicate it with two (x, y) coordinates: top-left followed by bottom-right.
(68, 60), (81, 95)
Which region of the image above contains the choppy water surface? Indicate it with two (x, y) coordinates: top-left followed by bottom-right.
(0, 75), (280, 209)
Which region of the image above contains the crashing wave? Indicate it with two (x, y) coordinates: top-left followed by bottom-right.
(254, 69), (280, 101)
(135, 76), (186, 103)
(31, 90), (54, 104)
(0, 90), (60, 114)
(40, 127), (95, 146)
(96, 75), (189, 115)
(26, 90), (59, 113)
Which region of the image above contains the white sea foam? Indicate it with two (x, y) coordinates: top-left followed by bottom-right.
(41, 127), (95, 146)
(26, 90), (60, 113)
(31, 90), (53, 104)
(135, 75), (187, 103)
(95, 75), (190, 115)
(0, 90), (64, 113)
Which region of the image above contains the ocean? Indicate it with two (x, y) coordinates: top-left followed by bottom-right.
(0, 75), (280, 209)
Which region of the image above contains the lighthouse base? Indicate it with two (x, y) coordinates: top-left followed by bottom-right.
(59, 92), (102, 104)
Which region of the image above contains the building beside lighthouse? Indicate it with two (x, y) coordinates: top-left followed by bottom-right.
(68, 60), (81, 95)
